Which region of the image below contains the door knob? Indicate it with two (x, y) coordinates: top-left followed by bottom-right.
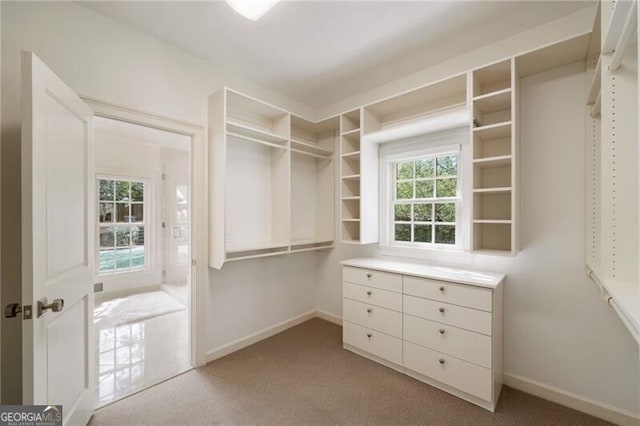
(4, 303), (22, 318)
(37, 298), (64, 318)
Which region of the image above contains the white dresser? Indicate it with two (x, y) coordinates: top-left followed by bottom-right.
(341, 257), (505, 412)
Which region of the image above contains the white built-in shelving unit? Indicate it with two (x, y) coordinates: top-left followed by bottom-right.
(340, 109), (365, 243)
(209, 88), (338, 268)
(470, 59), (516, 254)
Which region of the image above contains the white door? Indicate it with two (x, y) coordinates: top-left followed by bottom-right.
(21, 51), (95, 425)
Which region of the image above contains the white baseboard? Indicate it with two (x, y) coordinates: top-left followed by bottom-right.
(206, 310), (316, 363)
(315, 309), (342, 325)
(504, 373), (639, 426)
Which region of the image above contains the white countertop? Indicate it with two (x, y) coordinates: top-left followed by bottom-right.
(340, 257), (505, 289)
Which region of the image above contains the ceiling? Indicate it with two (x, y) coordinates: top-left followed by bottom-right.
(79, 1), (594, 109)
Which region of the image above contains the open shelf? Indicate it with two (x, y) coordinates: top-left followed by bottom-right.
(473, 222), (512, 253)
(362, 74), (466, 135)
(342, 109), (361, 133)
(473, 132), (511, 159)
(342, 198), (361, 220)
(474, 192), (512, 221)
(290, 241), (334, 253)
(474, 163), (511, 189)
(226, 89), (289, 139)
(341, 155), (360, 176)
(472, 59), (511, 96)
(342, 174), (361, 180)
(341, 178), (360, 198)
(291, 115), (338, 156)
(342, 221), (361, 242)
(472, 155), (512, 168)
(341, 131), (361, 155)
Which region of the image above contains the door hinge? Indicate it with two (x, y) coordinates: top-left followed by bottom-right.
(192, 259), (196, 267)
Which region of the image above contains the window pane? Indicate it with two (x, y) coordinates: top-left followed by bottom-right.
(415, 180), (434, 198)
(396, 182), (413, 199)
(394, 204), (411, 221)
(131, 246), (144, 268)
(413, 203), (432, 221)
(394, 224), (411, 241)
(414, 224), (432, 243)
(131, 182), (144, 202)
(131, 204), (144, 222)
(115, 248), (131, 269)
(99, 180), (114, 201)
(435, 225), (456, 244)
(132, 225), (144, 246)
(435, 203), (456, 222)
(99, 228), (115, 248)
(436, 155), (457, 176)
(99, 203), (114, 223)
(415, 159), (434, 178)
(115, 181), (130, 201)
(115, 226), (131, 247)
(99, 249), (115, 272)
(115, 203), (130, 223)
(436, 178), (457, 197)
(396, 162), (414, 180)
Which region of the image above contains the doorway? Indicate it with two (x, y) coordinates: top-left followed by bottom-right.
(92, 116), (192, 406)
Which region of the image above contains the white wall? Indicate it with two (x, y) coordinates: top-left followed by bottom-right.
(317, 62), (639, 417)
(0, 0), (316, 403)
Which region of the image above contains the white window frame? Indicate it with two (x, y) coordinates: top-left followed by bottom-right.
(379, 127), (471, 255)
(96, 175), (150, 275)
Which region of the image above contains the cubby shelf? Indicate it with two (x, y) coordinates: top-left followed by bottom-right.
(473, 120), (512, 136)
(341, 151), (360, 158)
(473, 88), (512, 113)
(473, 187), (512, 194)
(472, 155), (512, 168)
(341, 128), (360, 136)
(342, 174), (361, 180)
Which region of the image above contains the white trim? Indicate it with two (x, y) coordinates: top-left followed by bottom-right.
(84, 97), (208, 368)
(315, 309), (343, 325)
(504, 373), (640, 426)
(206, 310), (317, 363)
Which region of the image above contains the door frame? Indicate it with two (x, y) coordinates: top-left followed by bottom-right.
(82, 96), (208, 368)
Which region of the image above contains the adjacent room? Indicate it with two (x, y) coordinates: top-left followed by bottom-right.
(1, 1), (638, 425)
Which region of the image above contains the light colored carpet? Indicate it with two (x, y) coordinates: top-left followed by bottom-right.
(95, 291), (185, 326)
(90, 318), (612, 425)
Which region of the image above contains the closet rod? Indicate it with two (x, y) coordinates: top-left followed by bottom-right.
(609, 1), (637, 72)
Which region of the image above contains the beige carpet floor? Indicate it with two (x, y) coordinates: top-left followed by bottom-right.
(90, 318), (611, 425)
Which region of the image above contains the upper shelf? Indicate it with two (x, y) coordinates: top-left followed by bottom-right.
(362, 74), (467, 135)
(290, 115), (338, 155)
(516, 33), (591, 78)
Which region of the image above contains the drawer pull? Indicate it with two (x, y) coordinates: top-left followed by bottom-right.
(439, 328), (445, 335)
(366, 290), (372, 296)
(366, 308), (372, 313)
(439, 358), (445, 365)
(366, 273), (372, 278)
(439, 286), (445, 292)
(366, 333), (372, 338)
(439, 307), (445, 313)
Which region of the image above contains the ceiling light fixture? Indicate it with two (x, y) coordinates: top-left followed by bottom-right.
(225, 0), (280, 21)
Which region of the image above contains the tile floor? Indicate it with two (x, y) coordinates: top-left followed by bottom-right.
(95, 290), (190, 407)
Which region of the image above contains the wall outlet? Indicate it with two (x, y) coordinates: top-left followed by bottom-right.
(94, 282), (104, 293)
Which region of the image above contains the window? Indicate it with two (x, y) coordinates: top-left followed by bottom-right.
(98, 178), (146, 273)
(390, 150), (461, 247)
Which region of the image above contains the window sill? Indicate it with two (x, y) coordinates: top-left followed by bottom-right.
(379, 244), (474, 265)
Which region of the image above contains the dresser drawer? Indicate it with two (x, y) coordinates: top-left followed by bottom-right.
(344, 321), (402, 365)
(343, 282), (402, 312)
(404, 276), (492, 312)
(343, 267), (402, 293)
(404, 295), (492, 335)
(343, 298), (402, 338)
(403, 314), (491, 368)
(404, 341), (492, 401)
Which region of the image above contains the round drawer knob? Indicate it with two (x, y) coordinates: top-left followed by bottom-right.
(366, 291), (372, 296)
(439, 329), (445, 335)
(366, 333), (372, 338)
(366, 308), (372, 313)
(439, 358), (445, 365)
(439, 307), (445, 313)
(366, 273), (372, 278)
(439, 286), (445, 292)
